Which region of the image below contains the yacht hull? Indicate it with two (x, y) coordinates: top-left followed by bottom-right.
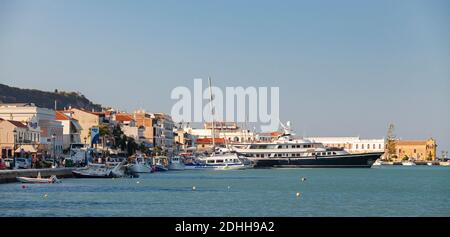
(184, 164), (247, 170)
(249, 152), (383, 168)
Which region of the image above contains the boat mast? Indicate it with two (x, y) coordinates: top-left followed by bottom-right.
(208, 77), (215, 156)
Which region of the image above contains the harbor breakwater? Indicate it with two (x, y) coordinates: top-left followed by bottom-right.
(0, 168), (75, 184)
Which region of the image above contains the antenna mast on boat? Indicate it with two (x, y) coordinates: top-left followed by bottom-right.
(208, 77), (215, 156)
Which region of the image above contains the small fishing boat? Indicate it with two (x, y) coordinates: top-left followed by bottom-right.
(402, 161), (416, 166)
(129, 154), (154, 173)
(153, 156), (169, 172)
(16, 172), (60, 183)
(439, 161), (450, 166)
(373, 160), (383, 166)
(168, 156), (185, 171)
(72, 161), (129, 178)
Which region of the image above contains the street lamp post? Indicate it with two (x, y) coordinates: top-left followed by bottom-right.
(12, 130), (17, 169)
(52, 133), (56, 168)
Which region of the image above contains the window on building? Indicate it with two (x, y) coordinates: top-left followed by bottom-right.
(362, 144), (364, 149)
(356, 144), (358, 149)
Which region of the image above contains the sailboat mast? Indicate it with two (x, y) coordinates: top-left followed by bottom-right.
(208, 77), (215, 155)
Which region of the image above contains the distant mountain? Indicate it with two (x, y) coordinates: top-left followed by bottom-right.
(0, 83), (103, 111)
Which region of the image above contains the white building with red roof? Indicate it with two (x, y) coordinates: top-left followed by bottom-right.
(55, 111), (82, 150)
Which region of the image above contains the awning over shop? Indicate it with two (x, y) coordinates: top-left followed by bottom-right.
(71, 120), (82, 131)
(15, 145), (37, 153)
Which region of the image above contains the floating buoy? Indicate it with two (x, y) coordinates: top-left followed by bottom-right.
(301, 177), (307, 182)
(192, 186), (196, 191)
(136, 181), (140, 184)
(296, 192), (301, 198)
(43, 193), (48, 198)
(22, 185), (26, 189)
(227, 186), (231, 190)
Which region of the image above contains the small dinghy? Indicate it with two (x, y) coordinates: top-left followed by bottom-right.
(16, 172), (60, 184)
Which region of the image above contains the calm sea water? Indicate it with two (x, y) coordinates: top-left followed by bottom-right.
(0, 166), (449, 217)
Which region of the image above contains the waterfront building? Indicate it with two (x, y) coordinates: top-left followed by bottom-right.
(174, 128), (197, 152)
(55, 111), (82, 150)
(0, 118), (40, 159)
(393, 139), (437, 161)
(90, 110), (113, 124)
(304, 137), (386, 154)
(152, 113), (175, 155)
(113, 113), (135, 127)
(61, 108), (101, 145)
(182, 122), (256, 145)
(196, 137), (225, 151)
(0, 103), (63, 157)
(132, 111), (175, 155)
(133, 110), (159, 148)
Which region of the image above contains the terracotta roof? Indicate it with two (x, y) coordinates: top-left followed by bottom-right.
(7, 120), (28, 128)
(115, 113), (133, 122)
(55, 111), (71, 120)
(196, 138), (225, 144)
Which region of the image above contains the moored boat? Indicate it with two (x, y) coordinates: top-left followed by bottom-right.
(402, 161), (416, 166)
(16, 172), (60, 183)
(168, 156), (185, 171)
(72, 160), (131, 178)
(153, 156), (169, 172)
(184, 153), (249, 170)
(233, 122), (383, 168)
(439, 161), (450, 166)
(129, 154), (154, 173)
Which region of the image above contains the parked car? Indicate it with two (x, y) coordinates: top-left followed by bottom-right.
(14, 158), (32, 169)
(0, 159), (6, 170)
(3, 158), (14, 169)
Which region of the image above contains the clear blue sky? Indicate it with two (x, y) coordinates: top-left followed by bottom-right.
(1, 0), (449, 153)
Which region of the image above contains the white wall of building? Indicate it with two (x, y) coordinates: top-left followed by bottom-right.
(0, 104), (64, 155)
(304, 136), (385, 153)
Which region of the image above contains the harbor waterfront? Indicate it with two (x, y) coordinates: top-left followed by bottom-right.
(0, 166), (449, 217)
(0, 168), (75, 184)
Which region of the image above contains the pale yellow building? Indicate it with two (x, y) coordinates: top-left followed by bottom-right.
(393, 139), (437, 161)
(0, 118), (40, 158)
(61, 108), (100, 144)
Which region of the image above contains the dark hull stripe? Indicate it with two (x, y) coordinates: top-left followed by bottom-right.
(250, 153), (383, 168)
